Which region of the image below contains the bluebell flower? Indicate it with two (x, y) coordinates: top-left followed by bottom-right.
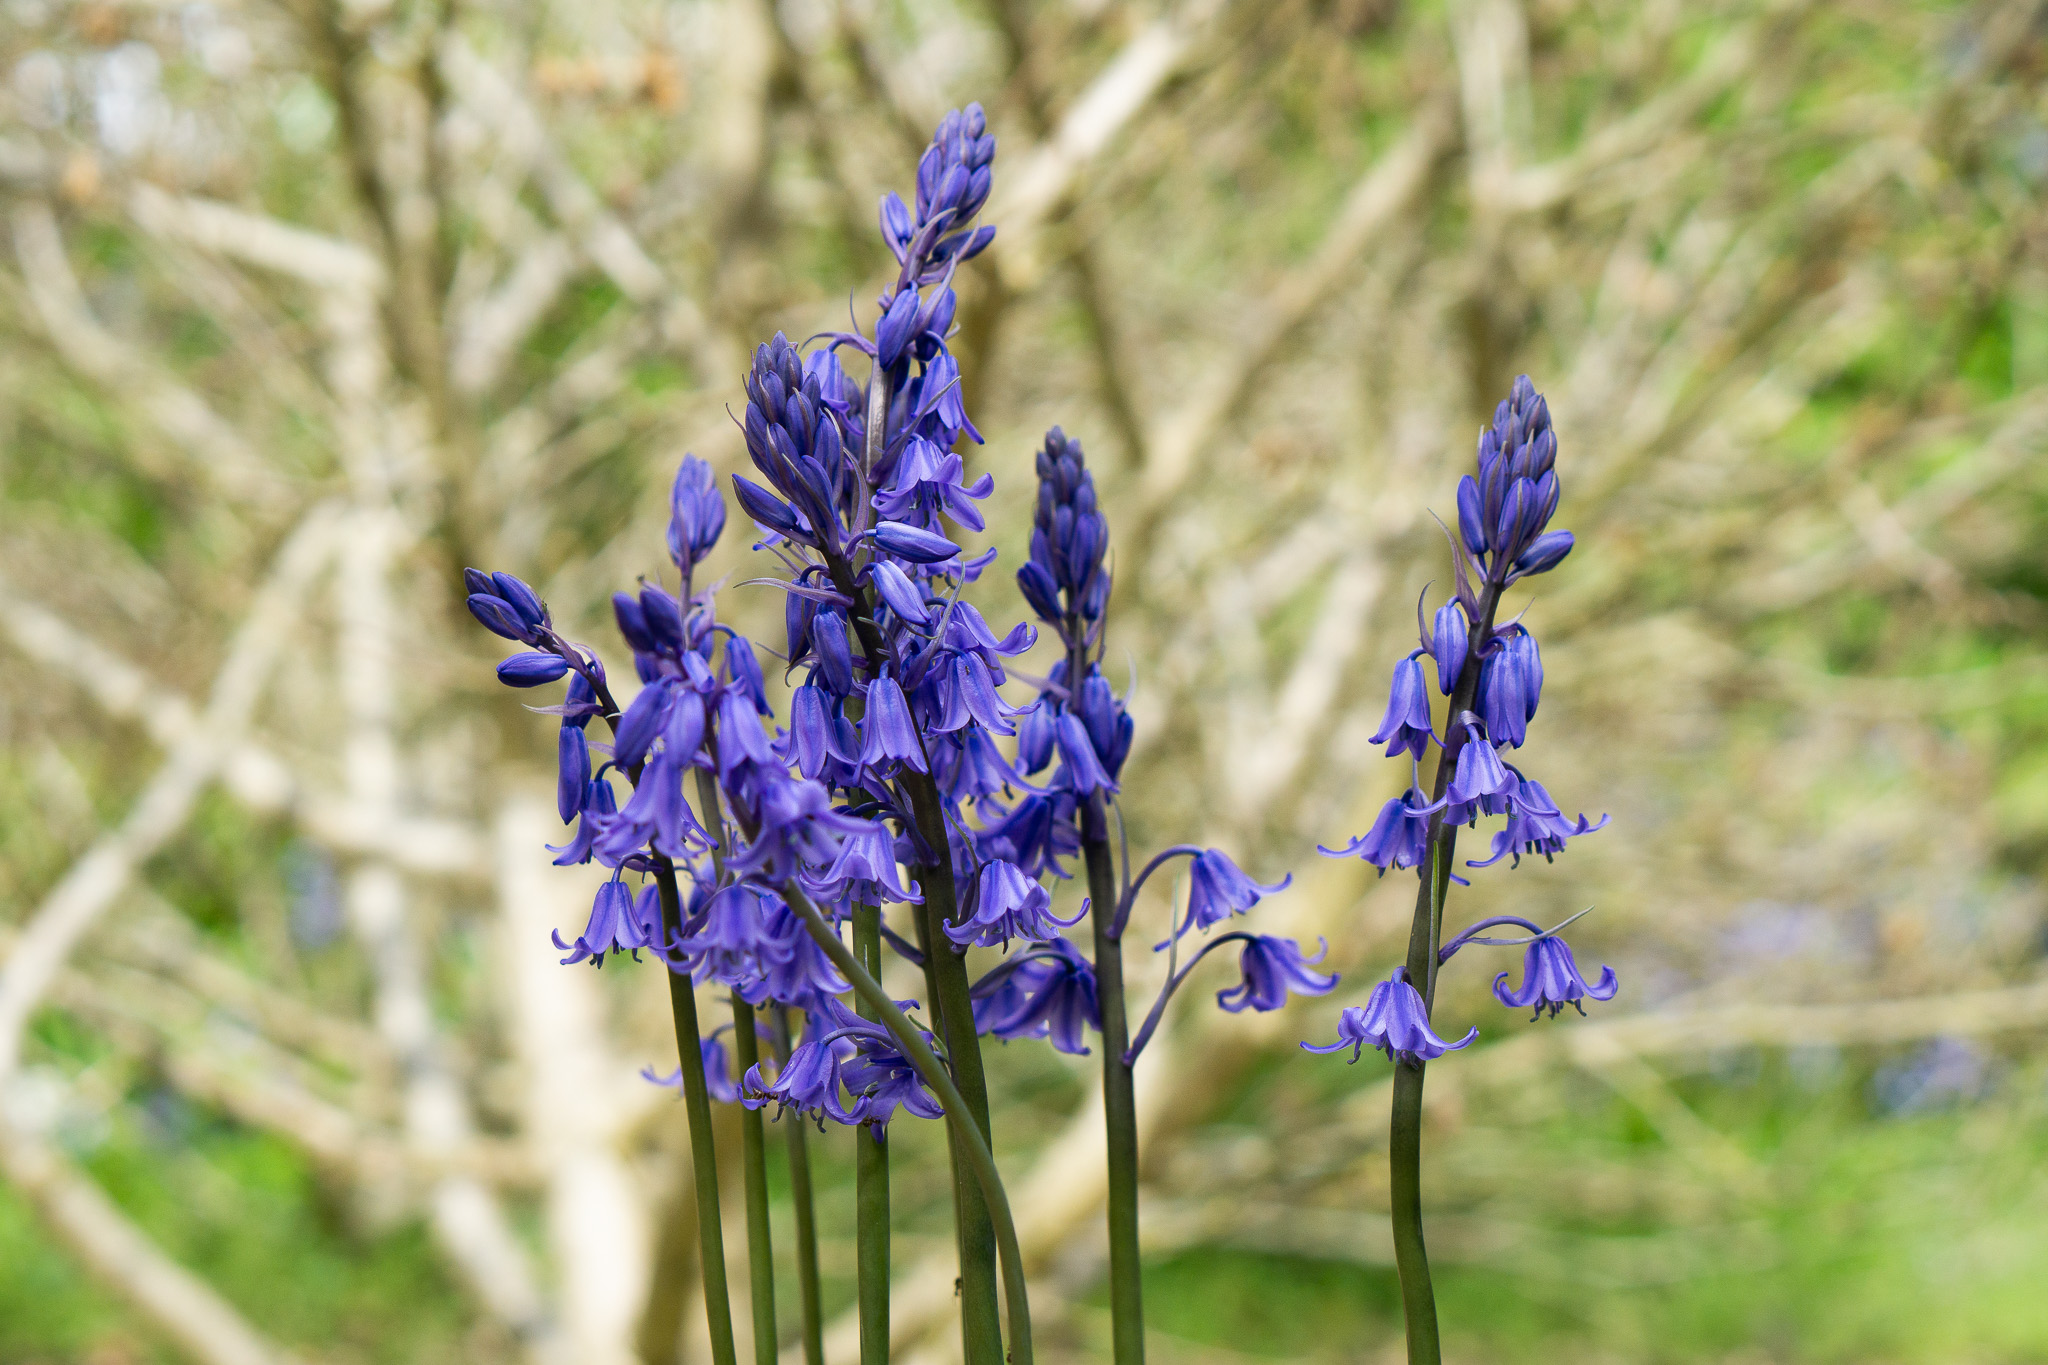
(1457, 375), (1571, 589)
(976, 793), (1081, 879)
(874, 436), (993, 533)
(751, 898), (852, 1011)
(1319, 791), (1434, 873)
(554, 879), (663, 965)
(1016, 428), (1110, 650)
(742, 1025), (862, 1125)
(1215, 936), (1339, 1013)
(1465, 780), (1609, 869)
(971, 937), (1099, 1054)
(726, 770), (873, 883)
(557, 725), (591, 823)
(642, 1028), (743, 1105)
(933, 724), (1034, 808)
(465, 568), (552, 645)
(878, 103), (997, 288)
(1444, 724), (1515, 807)
(872, 520), (962, 565)
(1182, 850), (1291, 934)
(800, 820), (921, 905)
(866, 559), (932, 627)
(1369, 655), (1435, 761)
(1301, 968), (1477, 1065)
(1427, 601), (1468, 695)
(1075, 669), (1134, 779)
(498, 652), (569, 687)
(1052, 712), (1115, 796)
(947, 859), (1085, 948)
(837, 1023), (945, 1133)
(1492, 935), (1618, 1018)
(1014, 700), (1056, 775)
(668, 455), (727, 574)
(1475, 626), (1541, 749)
(859, 673), (928, 774)
(676, 882), (776, 992)
(598, 740), (710, 863)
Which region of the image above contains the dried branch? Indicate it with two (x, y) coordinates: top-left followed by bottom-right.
(9, 201), (292, 510)
(0, 579), (491, 878)
(0, 503), (343, 1083)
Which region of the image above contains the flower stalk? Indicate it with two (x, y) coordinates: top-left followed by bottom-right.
(1312, 375), (1614, 1363)
(729, 994), (779, 1364)
(781, 886), (1035, 1365)
(769, 1003), (826, 1365)
(655, 859), (740, 1365)
(849, 903), (890, 1365)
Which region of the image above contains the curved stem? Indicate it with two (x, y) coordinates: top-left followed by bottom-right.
(1436, 915), (1543, 962)
(1122, 932), (1258, 1065)
(1111, 845), (1202, 940)
(782, 887), (1034, 1365)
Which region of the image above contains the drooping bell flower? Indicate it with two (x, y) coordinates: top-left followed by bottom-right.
(1492, 935), (1618, 1019)
(1301, 967), (1476, 1065)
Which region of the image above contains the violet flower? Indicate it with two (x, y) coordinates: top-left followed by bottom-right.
(1215, 936), (1338, 1014)
(1301, 968), (1476, 1065)
(1181, 849), (1291, 935)
(947, 859), (1085, 948)
(971, 937), (1099, 1054)
(1492, 936), (1618, 1018)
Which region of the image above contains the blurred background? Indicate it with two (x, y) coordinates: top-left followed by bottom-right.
(2, 0), (2047, 1360)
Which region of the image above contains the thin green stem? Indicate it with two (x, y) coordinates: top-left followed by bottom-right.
(846, 351), (1001, 1363)
(1386, 580), (1501, 1365)
(819, 546), (1003, 1365)
(850, 904), (890, 1365)
(771, 1004), (825, 1365)
(782, 886), (1034, 1365)
(1083, 806), (1145, 1365)
(654, 859), (739, 1365)
(730, 995), (778, 1364)
(900, 776), (1005, 1365)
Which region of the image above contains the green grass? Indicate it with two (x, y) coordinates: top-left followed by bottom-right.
(0, 1099), (485, 1365)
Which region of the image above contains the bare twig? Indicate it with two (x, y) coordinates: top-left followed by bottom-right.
(9, 201), (293, 510)
(0, 504), (342, 1083)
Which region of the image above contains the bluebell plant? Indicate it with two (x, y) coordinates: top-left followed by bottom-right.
(464, 95), (1617, 1365)
(1311, 375), (1616, 1364)
(461, 102), (1329, 1365)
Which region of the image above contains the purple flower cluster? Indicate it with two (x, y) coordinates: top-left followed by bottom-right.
(1310, 376), (1618, 1066)
(466, 100), (1340, 1154)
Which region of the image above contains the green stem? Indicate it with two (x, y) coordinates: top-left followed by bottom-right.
(900, 775), (1005, 1365)
(845, 354), (1001, 1362)
(782, 886), (1035, 1365)
(730, 995), (778, 1364)
(771, 1004), (825, 1365)
(1389, 833), (1453, 1365)
(1082, 807), (1145, 1365)
(654, 859), (739, 1365)
(850, 904), (890, 1365)
(1386, 581), (1501, 1365)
